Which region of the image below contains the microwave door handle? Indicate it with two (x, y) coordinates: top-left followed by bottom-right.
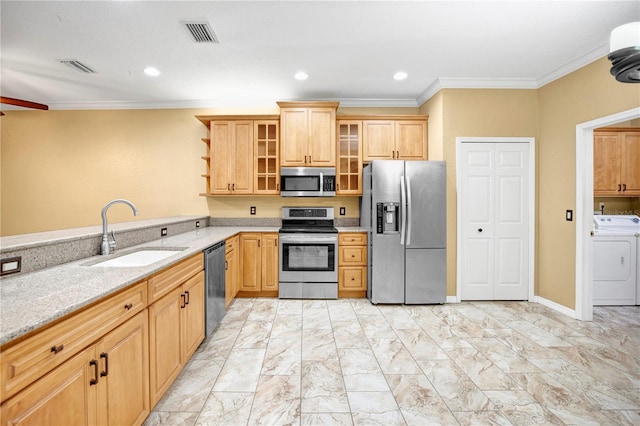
(400, 175), (406, 246)
(319, 172), (324, 196)
(406, 175), (412, 246)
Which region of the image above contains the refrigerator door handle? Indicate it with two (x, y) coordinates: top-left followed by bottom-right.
(400, 175), (407, 246)
(406, 175), (412, 246)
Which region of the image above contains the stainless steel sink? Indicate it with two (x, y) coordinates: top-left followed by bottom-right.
(87, 247), (186, 268)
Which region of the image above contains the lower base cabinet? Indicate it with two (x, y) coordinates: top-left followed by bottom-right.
(1, 312), (149, 426)
(338, 233), (367, 298)
(148, 270), (205, 406)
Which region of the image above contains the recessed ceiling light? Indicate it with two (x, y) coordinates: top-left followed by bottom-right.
(294, 71), (309, 80)
(393, 71), (408, 81)
(144, 67), (161, 77)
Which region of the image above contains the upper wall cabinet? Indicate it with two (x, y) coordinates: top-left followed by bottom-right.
(196, 116), (280, 196)
(278, 101), (338, 167)
(362, 117), (428, 162)
(336, 120), (363, 195)
(594, 128), (640, 196)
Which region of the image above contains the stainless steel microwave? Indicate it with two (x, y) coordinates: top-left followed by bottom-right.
(280, 167), (336, 197)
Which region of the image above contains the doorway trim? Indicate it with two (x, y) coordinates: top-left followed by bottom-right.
(455, 137), (536, 302)
(575, 107), (640, 321)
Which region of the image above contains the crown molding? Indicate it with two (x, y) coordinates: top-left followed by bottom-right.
(536, 42), (608, 87)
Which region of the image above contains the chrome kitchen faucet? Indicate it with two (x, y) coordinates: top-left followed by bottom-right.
(100, 199), (139, 255)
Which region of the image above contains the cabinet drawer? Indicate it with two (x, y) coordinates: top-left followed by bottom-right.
(339, 246), (367, 265)
(339, 233), (367, 246)
(339, 267), (367, 291)
(225, 236), (238, 254)
(148, 253), (203, 303)
(1, 281), (146, 402)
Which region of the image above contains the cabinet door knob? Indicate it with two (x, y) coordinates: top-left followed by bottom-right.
(124, 303), (133, 310)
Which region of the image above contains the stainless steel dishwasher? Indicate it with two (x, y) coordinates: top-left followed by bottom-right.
(204, 241), (226, 337)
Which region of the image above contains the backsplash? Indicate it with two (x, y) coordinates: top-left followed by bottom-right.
(0, 217), (208, 276)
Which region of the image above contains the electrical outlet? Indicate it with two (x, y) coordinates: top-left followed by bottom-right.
(339, 207), (346, 216)
(195, 221), (200, 228)
(161, 227), (168, 236)
(250, 206), (256, 215)
(566, 210), (573, 221)
(0, 256), (21, 276)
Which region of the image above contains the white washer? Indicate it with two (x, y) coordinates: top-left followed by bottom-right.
(592, 215), (640, 305)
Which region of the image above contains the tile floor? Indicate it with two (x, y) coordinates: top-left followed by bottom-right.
(144, 298), (640, 425)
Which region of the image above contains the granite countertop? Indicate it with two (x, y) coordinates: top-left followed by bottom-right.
(0, 226), (367, 346)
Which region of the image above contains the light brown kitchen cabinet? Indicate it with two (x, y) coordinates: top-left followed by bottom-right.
(209, 121), (254, 194)
(1, 311), (149, 426)
(278, 101), (338, 167)
(362, 118), (428, 161)
(196, 115), (280, 196)
(148, 254), (205, 406)
(336, 121), (363, 195)
(225, 236), (239, 307)
(254, 121), (280, 194)
(594, 129), (640, 196)
(239, 233), (279, 296)
(338, 232), (367, 298)
(0, 282), (147, 403)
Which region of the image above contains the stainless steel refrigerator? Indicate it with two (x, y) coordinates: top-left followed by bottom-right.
(360, 160), (446, 304)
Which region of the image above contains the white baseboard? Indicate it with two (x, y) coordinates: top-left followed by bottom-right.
(535, 296), (577, 318)
(446, 296), (458, 303)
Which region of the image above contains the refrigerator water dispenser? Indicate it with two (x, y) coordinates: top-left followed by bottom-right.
(376, 202), (399, 234)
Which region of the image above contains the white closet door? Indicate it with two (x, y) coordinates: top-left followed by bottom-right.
(460, 142), (529, 300)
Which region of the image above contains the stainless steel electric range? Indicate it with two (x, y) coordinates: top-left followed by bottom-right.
(278, 207), (338, 299)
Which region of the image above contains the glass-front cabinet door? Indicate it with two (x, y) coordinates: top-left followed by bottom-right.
(254, 120), (280, 194)
(336, 120), (362, 195)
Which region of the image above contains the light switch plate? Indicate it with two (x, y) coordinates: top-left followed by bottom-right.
(566, 210), (573, 221)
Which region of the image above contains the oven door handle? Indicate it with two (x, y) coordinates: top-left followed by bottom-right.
(279, 235), (337, 243)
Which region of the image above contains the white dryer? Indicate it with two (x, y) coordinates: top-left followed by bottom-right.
(592, 215), (640, 305)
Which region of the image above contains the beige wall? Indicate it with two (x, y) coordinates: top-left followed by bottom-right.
(536, 57), (640, 308)
(421, 89), (539, 297)
(0, 107), (278, 235)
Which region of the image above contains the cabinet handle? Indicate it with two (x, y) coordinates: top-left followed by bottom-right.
(478, 228), (483, 233)
(622, 183), (627, 191)
(185, 290), (190, 305)
(51, 344), (64, 354)
(618, 184), (622, 191)
(100, 352), (109, 377)
(275, 238), (278, 247)
(309, 155), (312, 163)
(124, 303), (133, 310)
(258, 239), (261, 247)
(397, 151), (400, 158)
(277, 183), (280, 191)
(304, 155), (308, 163)
(180, 293), (186, 309)
(392, 151), (395, 159)
(225, 260), (228, 271)
(232, 183), (235, 191)
(228, 183), (231, 191)
(89, 359), (99, 386)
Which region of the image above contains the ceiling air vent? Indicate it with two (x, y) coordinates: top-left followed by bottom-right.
(183, 22), (219, 43)
(59, 59), (96, 73)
